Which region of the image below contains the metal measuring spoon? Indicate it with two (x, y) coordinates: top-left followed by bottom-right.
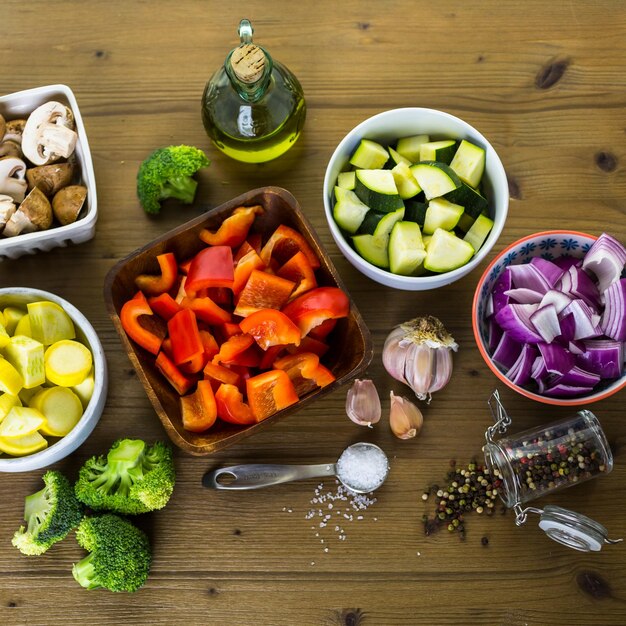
(203, 442), (389, 493)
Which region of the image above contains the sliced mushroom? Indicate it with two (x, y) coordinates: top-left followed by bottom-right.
(26, 162), (75, 197)
(0, 114), (5, 142)
(21, 102), (77, 166)
(3, 187), (52, 237)
(0, 156), (27, 203)
(52, 184), (87, 226)
(0, 140), (22, 159)
(0, 194), (16, 234)
(3, 119), (26, 145)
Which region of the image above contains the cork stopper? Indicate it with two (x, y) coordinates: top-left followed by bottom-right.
(230, 44), (266, 83)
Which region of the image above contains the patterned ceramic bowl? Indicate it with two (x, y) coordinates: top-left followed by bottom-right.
(472, 230), (626, 406)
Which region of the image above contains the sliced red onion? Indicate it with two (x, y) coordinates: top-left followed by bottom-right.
(492, 268), (512, 311)
(488, 317), (503, 351)
(558, 312), (576, 342)
(576, 339), (624, 379)
(538, 342), (575, 376)
(495, 303), (542, 343)
(506, 344), (537, 386)
(530, 304), (560, 343)
(531, 355), (548, 381)
(600, 278), (626, 341)
(554, 365), (600, 388)
(492, 332), (523, 369)
(553, 255), (581, 271)
(485, 293), (494, 319)
(529, 257), (565, 288)
(568, 340), (586, 355)
(508, 263), (551, 294)
(582, 232), (626, 293)
(540, 289), (572, 315)
(542, 383), (596, 398)
(558, 265), (601, 309)
(504, 288), (543, 304)
(560, 299), (602, 340)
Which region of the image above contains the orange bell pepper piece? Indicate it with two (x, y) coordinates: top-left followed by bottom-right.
(180, 296), (232, 325)
(246, 369), (299, 422)
(179, 351), (206, 375)
(277, 251), (318, 300)
(259, 225), (320, 269)
(180, 380), (217, 432)
(233, 248), (266, 296)
(120, 291), (164, 355)
(148, 292), (182, 322)
(234, 269), (295, 317)
(168, 309), (203, 365)
(286, 336), (329, 358)
(134, 252), (178, 296)
(199, 329), (219, 361)
(259, 344), (286, 370)
(155, 351), (195, 395)
(203, 361), (241, 389)
(239, 309), (301, 351)
(281, 287), (350, 337)
(212, 334), (255, 365)
(247, 233), (263, 254)
(308, 318), (337, 340)
(186, 246), (234, 295)
(274, 352), (335, 397)
(199, 205), (264, 247)
(215, 383), (256, 425)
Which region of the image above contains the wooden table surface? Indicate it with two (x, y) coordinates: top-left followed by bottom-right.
(2, 2), (626, 624)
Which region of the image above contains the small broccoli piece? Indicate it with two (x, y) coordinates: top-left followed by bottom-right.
(75, 439), (175, 515)
(12, 470), (83, 556)
(72, 514), (151, 593)
(137, 144), (209, 214)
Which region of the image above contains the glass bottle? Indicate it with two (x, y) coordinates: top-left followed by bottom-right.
(201, 19), (306, 163)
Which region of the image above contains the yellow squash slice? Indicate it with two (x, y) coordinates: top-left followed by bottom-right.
(0, 431), (47, 456)
(31, 387), (83, 437)
(44, 340), (92, 387)
(0, 406), (46, 438)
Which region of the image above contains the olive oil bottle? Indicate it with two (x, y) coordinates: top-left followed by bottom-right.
(201, 19), (306, 163)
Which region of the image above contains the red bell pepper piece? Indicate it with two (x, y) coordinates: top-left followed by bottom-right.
(286, 336), (329, 358)
(227, 343), (262, 367)
(246, 369), (299, 421)
(260, 225), (320, 269)
(199, 205), (264, 248)
(281, 287), (350, 337)
(148, 292), (182, 322)
(234, 269), (295, 318)
(168, 309), (203, 365)
(214, 322), (244, 343)
(180, 380), (217, 432)
(277, 251), (318, 300)
(155, 351), (195, 395)
(134, 252), (178, 296)
(178, 258), (193, 275)
(308, 318), (337, 340)
(233, 248), (266, 296)
(274, 351), (336, 397)
(179, 352), (206, 375)
(120, 291), (164, 355)
(207, 287), (232, 307)
(239, 309), (301, 351)
(215, 383), (256, 425)
(199, 329), (219, 361)
(212, 333), (255, 365)
(234, 240), (255, 263)
(247, 233), (263, 253)
(259, 344), (285, 370)
(186, 246), (234, 295)
(180, 296), (232, 325)
(203, 361), (241, 389)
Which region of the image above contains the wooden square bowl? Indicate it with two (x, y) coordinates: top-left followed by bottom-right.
(104, 187), (373, 455)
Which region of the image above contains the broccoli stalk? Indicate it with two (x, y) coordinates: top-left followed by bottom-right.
(72, 514), (151, 593)
(12, 471), (83, 556)
(136, 145), (210, 214)
(74, 439), (175, 515)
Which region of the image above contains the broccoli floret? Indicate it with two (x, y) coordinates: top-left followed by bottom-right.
(75, 439), (175, 515)
(137, 145), (209, 214)
(12, 470), (83, 556)
(72, 514), (151, 593)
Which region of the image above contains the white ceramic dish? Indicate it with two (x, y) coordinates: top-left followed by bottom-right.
(0, 288), (107, 472)
(323, 107), (509, 291)
(0, 84), (97, 261)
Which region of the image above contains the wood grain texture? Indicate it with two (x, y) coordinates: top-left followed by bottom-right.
(1, 1), (626, 624)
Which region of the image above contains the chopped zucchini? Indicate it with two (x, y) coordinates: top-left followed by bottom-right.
(352, 234), (389, 269)
(395, 134), (430, 162)
(334, 186), (353, 202)
(404, 199), (428, 226)
(449, 140), (485, 188)
(354, 169), (404, 213)
(333, 191), (371, 234)
(372, 207), (405, 239)
(357, 210), (386, 235)
(456, 212), (476, 233)
(463, 213), (494, 253)
(388, 147), (412, 167)
(337, 171), (356, 190)
(349, 139), (389, 169)
(410, 161), (461, 200)
(423, 198), (464, 235)
(444, 181), (488, 218)
(419, 140), (457, 164)
(389, 221), (426, 275)
(391, 162), (422, 200)
(424, 229), (475, 273)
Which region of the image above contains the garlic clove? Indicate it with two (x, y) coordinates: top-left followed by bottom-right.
(346, 378), (381, 427)
(428, 347), (453, 394)
(389, 391), (423, 439)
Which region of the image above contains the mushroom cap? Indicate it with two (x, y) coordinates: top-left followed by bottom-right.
(22, 102), (77, 166)
(16, 186), (52, 230)
(3, 119), (26, 145)
(0, 156), (27, 203)
(0, 140), (22, 159)
(26, 161), (75, 197)
(0, 194), (16, 233)
(52, 184), (87, 226)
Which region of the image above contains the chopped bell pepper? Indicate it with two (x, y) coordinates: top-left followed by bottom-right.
(155, 351), (195, 395)
(178, 258), (193, 275)
(148, 292), (182, 321)
(239, 309), (301, 351)
(259, 344), (285, 370)
(215, 383), (256, 425)
(247, 233), (263, 254)
(274, 351), (336, 397)
(260, 225), (320, 269)
(233, 248), (266, 296)
(134, 252), (178, 296)
(178, 351), (206, 375)
(175, 275), (188, 303)
(180, 296), (232, 325)
(207, 287), (232, 307)
(234, 270), (295, 318)
(167, 309), (203, 365)
(199, 205), (264, 247)
(120, 291), (164, 355)
(212, 333), (255, 365)
(215, 322), (244, 343)
(186, 246), (234, 296)
(277, 251), (318, 300)
(180, 380), (217, 432)
(281, 287), (350, 337)
(308, 318), (337, 340)
(246, 369), (299, 421)
(203, 361), (241, 389)
(234, 240), (255, 263)
(286, 336), (329, 358)
(199, 329), (219, 361)
(227, 343), (262, 367)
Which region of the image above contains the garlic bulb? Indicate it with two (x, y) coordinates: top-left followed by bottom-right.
(389, 391), (423, 439)
(345, 379), (381, 427)
(383, 316), (458, 402)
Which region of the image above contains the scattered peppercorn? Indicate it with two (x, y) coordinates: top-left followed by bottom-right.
(481, 536), (489, 546)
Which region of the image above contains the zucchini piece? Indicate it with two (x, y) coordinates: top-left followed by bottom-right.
(419, 140), (457, 164)
(423, 198), (464, 235)
(424, 229), (475, 273)
(463, 213), (494, 253)
(334, 186), (352, 203)
(354, 169), (404, 213)
(456, 212), (476, 233)
(391, 162), (422, 200)
(444, 181), (488, 218)
(337, 171), (356, 190)
(395, 134), (430, 163)
(404, 199), (428, 226)
(333, 191), (371, 234)
(410, 161), (461, 200)
(372, 207), (405, 239)
(352, 234), (389, 269)
(349, 139), (389, 169)
(389, 221), (426, 275)
(357, 210), (386, 235)
(449, 140), (486, 188)
(388, 147), (412, 167)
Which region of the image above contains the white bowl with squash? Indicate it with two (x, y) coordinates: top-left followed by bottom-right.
(323, 108), (509, 290)
(0, 288), (107, 472)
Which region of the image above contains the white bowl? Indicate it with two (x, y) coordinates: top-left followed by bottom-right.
(323, 107), (509, 291)
(0, 288), (107, 472)
(0, 84), (98, 261)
